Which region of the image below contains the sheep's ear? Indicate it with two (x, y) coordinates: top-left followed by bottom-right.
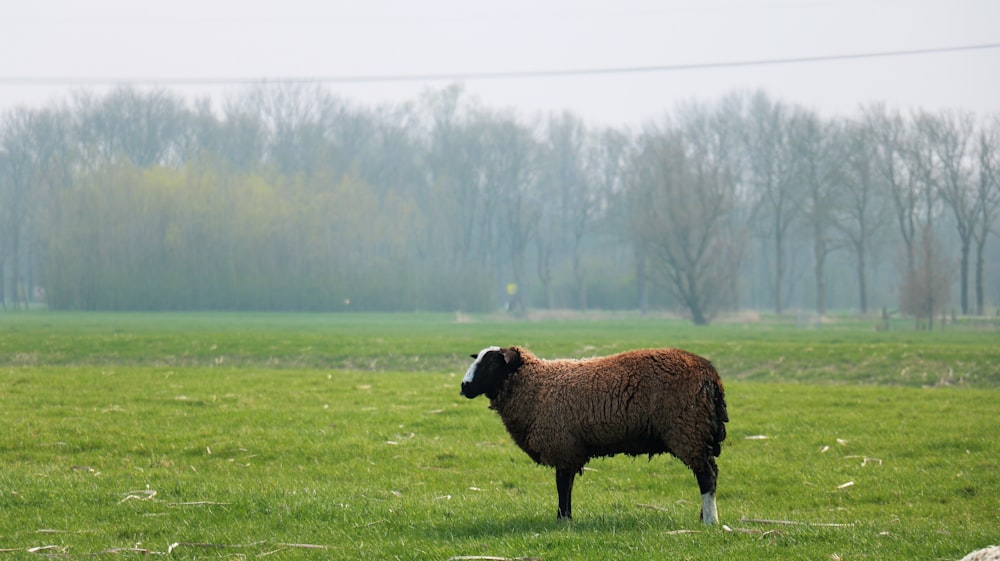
(470, 353), (478, 359)
(501, 346), (520, 366)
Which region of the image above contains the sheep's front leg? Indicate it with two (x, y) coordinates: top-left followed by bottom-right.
(555, 468), (576, 520)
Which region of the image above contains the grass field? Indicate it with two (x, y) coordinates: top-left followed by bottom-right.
(0, 312), (997, 560)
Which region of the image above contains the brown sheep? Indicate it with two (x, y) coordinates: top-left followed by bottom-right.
(460, 345), (728, 523)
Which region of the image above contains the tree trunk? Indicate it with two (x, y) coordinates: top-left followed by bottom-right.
(636, 250), (649, 316)
(814, 237), (827, 317)
(774, 228), (784, 315)
(959, 237), (970, 315)
(537, 245), (554, 310)
(691, 306), (708, 326)
(573, 258), (587, 311)
(572, 242), (587, 311)
(10, 229), (21, 310)
(856, 242), (868, 314)
(974, 236), (986, 316)
(925, 264), (935, 331)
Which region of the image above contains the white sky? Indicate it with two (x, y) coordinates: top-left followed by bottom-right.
(2, 0), (999, 127)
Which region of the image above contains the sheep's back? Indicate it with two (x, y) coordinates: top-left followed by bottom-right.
(540, 348), (717, 404)
(527, 348), (721, 458)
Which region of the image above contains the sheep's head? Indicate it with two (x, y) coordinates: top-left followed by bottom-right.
(461, 346), (522, 400)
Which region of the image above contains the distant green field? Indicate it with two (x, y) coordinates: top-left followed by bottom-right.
(0, 312), (997, 559)
(2, 311), (997, 386)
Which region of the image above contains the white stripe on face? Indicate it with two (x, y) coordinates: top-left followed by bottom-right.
(463, 346), (501, 384)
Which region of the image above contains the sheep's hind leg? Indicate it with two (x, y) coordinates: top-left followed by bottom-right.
(555, 468), (576, 520)
(694, 458), (719, 525)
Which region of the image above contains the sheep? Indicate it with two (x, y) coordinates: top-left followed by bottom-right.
(460, 345), (728, 524)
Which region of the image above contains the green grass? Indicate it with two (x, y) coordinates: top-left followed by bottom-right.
(0, 312), (997, 559)
(2, 311), (997, 386)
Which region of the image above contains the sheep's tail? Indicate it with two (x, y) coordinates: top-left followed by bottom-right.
(707, 377), (728, 457)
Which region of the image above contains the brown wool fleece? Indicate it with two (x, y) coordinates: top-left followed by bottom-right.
(490, 346), (728, 474)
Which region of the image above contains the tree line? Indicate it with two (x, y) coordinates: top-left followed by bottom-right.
(1, 84), (998, 324)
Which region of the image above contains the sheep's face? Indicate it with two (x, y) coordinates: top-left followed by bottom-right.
(461, 346), (519, 400)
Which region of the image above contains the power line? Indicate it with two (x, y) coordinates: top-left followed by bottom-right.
(1, 42), (998, 87)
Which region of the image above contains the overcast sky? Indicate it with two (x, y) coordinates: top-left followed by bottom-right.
(2, 0), (998, 127)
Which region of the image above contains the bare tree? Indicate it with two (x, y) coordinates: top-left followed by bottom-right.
(863, 105), (921, 277)
(207, 105), (268, 171)
(73, 87), (191, 169)
(479, 110), (539, 313)
(836, 119), (890, 313)
(908, 112), (944, 239)
(865, 105), (949, 324)
(228, 83), (352, 177)
(743, 93), (804, 315)
(580, 127), (629, 310)
(924, 110), (978, 315)
(794, 112), (846, 317)
(424, 85), (486, 266)
(535, 112), (587, 309)
(629, 118), (738, 325)
(0, 107), (73, 308)
(973, 117), (1000, 315)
